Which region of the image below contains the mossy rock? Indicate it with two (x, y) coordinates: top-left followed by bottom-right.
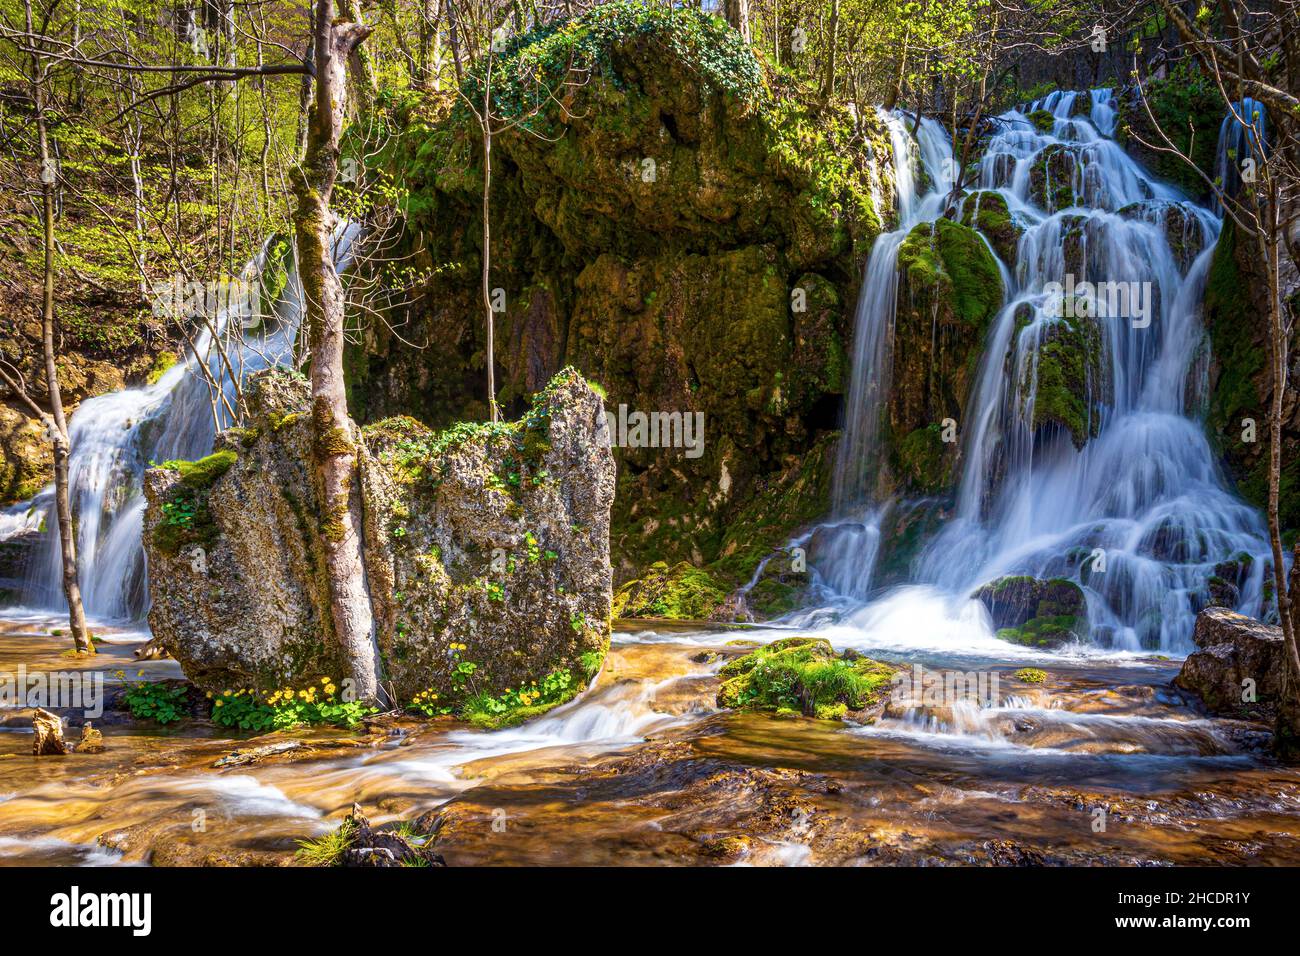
(716, 637), (896, 721)
(1027, 109), (1056, 133)
(717, 639), (899, 723)
(1021, 313), (1107, 450)
(973, 574), (1087, 648)
(612, 560), (728, 620)
(1028, 143), (1078, 212)
(959, 190), (1021, 265)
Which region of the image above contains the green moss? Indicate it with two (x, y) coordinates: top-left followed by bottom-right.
(1013, 667), (1047, 683)
(1026, 314), (1104, 448)
(896, 424), (952, 493)
(898, 218), (1003, 334)
(152, 450), (237, 557)
(716, 637), (896, 720)
(1027, 109), (1056, 133)
(612, 560), (727, 620)
(997, 615), (1082, 647)
(145, 350), (178, 385)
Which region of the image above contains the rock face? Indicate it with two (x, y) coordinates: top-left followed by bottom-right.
(1200, 219), (1300, 532)
(349, 3), (891, 589)
(891, 218), (1003, 494)
(972, 575), (1087, 647)
(144, 368), (614, 707)
(1173, 607), (1285, 720)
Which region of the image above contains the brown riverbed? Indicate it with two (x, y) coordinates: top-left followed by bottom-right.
(2, 615), (1299, 866)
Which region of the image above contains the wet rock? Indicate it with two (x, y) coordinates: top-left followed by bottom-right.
(613, 560), (727, 621)
(32, 708), (67, 755)
(958, 190), (1022, 264)
(972, 575), (1087, 647)
(144, 368), (614, 709)
(1173, 607), (1284, 720)
(76, 723), (105, 754)
(1019, 312), (1108, 450)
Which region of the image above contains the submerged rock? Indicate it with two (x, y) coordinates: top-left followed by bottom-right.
(972, 575), (1087, 647)
(144, 367), (614, 712)
(32, 708), (67, 755)
(1173, 607), (1285, 721)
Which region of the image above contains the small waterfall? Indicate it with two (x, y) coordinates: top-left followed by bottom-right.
(1212, 97), (1268, 214)
(820, 88), (1272, 654)
(9, 225), (361, 623)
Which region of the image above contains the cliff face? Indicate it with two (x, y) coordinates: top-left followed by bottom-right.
(346, 4), (893, 594)
(144, 368), (613, 709)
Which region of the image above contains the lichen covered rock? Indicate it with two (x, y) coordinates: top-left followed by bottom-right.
(144, 368), (614, 712)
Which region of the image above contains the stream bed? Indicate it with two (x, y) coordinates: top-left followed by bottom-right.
(2, 614), (1298, 867)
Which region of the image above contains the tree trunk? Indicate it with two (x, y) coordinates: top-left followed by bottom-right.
(293, 0), (382, 703)
(340, 0), (377, 115)
(28, 2), (91, 656)
(481, 54), (497, 423)
(724, 0), (750, 44)
(822, 0), (839, 99)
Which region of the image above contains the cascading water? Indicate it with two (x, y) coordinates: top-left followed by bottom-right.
(8, 226), (360, 623)
(813, 89), (1272, 655)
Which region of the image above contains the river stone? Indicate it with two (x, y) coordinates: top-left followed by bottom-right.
(143, 367), (614, 707)
(32, 708), (67, 755)
(1172, 607), (1285, 720)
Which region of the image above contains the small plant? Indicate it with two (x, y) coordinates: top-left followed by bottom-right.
(210, 678), (377, 731)
(121, 678), (189, 724)
(1013, 667), (1047, 684)
(295, 818), (357, 867)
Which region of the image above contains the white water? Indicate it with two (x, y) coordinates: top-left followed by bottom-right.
(8, 225), (360, 623)
(805, 89), (1273, 656)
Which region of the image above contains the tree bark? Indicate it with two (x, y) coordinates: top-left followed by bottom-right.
(293, 0), (382, 703)
(724, 0), (750, 44)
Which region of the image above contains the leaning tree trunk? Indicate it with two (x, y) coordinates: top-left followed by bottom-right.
(31, 30), (91, 655)
(293, 0), (382, 703)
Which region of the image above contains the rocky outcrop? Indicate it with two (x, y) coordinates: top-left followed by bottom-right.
(972, 575), (1087, 647)
(348, 3), (891, 589)
(1021, 312), (1107, 449)
(1173, 607), (1285, 720)
(715, 637), (897, 722)
(891, 218), (1003, 494)
(959, 190), (1022, 264)
(144, 367), (614, 709)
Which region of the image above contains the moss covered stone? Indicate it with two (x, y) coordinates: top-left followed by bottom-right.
(973, 575), (1087, 648)
(959, 190), (1021, 264)
(890, 217), (1002, 494)
(612, 560), (727, 620)
(716, 637), (896, 721)
(1023, 313), (1106, 449)
(352, 2), (891, 588)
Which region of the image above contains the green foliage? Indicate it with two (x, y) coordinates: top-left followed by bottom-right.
(210, 681), (377, 732)
(121, 680), (189, 724)
(459, 2), (766, 135)
(151, 450), (237, 557)
(1013, 668), (1047, 684)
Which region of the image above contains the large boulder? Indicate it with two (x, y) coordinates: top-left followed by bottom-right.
(972, 575), (1087, 647)
(144, 368), (614, 709)
(1173, 607), (1285, 720)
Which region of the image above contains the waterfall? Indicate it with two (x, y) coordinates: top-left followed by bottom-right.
(7, 225), (360, 623)
(1212, 97), (1268, 214)
(819, 88), (1271, 654)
